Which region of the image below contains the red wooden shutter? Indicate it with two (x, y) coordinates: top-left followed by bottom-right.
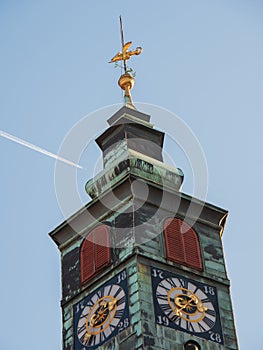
(80, 232), (95, 283)
(94, 226), (111, 271)
(80, 225), (111, 284)
(164, 218), (184, 263)
(164, 218), (203, 271)
(183, 224), (203, 270)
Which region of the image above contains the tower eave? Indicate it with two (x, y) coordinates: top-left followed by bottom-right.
(49, 178), (228, 250)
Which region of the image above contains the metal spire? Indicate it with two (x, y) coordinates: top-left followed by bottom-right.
(109, 16), (142, 109)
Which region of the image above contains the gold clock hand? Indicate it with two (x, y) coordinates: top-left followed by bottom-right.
(108, 298), (117, 311)
(89, 298), (117, 327)
(197, 302), (208, 313)
(175, 294), (199, 315)
(84, 332), (92, 342)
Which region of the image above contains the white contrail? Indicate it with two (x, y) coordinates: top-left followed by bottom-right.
(0, 130), (83, 169)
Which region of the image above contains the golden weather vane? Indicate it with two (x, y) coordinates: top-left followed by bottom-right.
(109, 16), (142, 109)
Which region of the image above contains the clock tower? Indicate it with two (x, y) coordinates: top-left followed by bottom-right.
(49, 24), (238, 350)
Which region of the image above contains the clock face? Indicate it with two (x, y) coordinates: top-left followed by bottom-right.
(74, 270), (130, 349)
(151, 267), (224, 345)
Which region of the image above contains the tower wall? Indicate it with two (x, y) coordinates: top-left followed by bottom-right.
(50, 106), (238, 349)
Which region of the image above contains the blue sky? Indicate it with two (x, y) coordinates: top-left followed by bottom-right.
(1, 1), (262, 349)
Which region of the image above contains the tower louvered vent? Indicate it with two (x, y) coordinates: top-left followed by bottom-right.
(80, 225), (111, 283)
(164, 218), (203, 270)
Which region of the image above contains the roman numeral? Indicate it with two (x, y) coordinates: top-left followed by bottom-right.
(203, 316), (215, 328)
(110, 324), (115, 332)
(206, 309), (216, 317)
(78, 323), (86, 334)
(166, 278), (178, 288)
(87, 300), (94, 307)
(96, 290), (102, 299)
(159, 282), (170, 292)
(106, 284), (113, 296)
(171, 314), (181, 326)
(117, 295), (126, 306)
(115, 309), (123, 319)
(178, 278), (188, 289)
(87, 334), (96, 346)
(192, 285), (199, 294)
(79, 333), (86, 343)
(99, 331), (105, 344)
(197, 322), (206, 332)
(113, 286), (122, 298)
(161, 303), (171, 312)
(156, 292), (167, 301)
(188, 322), (195, 332)
(201, 297), (210, 304)
(80, 308), (90, 318)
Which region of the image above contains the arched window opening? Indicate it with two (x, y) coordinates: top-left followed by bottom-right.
(80, 225), (111, 283)
(184, 340), (201, 350)
(164, 218), (203, 270)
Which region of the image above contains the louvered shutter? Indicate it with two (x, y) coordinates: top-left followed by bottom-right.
(94, 226), (111, 271)
(80, 232), (95, 283)
(80, 225), (111, 284)
(164, 218), (203, 271)
(183, 225), (203, 270)
(164, 218), (185, 263)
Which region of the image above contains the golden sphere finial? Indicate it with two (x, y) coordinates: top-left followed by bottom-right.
(118, 72), (135, 109)
(118, 72), (135, 91)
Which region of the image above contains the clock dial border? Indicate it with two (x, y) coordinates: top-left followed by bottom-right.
(73, 269), (130, 350)
(151, 267), (224, 345)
